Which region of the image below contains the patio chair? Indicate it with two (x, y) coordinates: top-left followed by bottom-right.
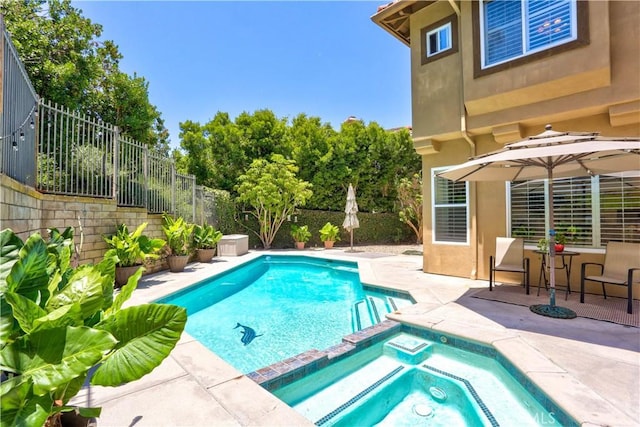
(489, 237), (530, 294)
(580, 241), (640, 314)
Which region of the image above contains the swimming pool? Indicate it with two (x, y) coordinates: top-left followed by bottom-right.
(273, 330), (577, 426)
(158, 255), (414, 373)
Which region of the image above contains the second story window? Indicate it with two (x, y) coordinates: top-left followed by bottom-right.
(427, 23), (452, 57)
(481, 0), (577, 69)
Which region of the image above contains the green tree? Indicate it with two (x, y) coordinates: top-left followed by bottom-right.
(1, 0), (169, 148)
(236, 155), (312, 249)
(397, 173), (423, 244)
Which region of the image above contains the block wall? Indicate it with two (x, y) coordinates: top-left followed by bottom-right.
(1, 175), (166, 273)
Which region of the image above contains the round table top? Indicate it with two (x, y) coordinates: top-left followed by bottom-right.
(533, 250), (579, 256)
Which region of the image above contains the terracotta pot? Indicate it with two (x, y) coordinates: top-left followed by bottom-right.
(167, 255), (190, 272)
(115, 265), (142, 287)
(555, 243), (565, 253)
(295, 241), (305, 250)
(196, 248), (216, 263)
(324, 241), (335, 249)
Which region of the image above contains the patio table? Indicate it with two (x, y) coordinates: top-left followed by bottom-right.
(534, 250), (579, 300)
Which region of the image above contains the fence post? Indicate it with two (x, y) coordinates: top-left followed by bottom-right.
(113, 126), (119, 201)
(171, 162), (176, 215)
(192, 176), (196, 223)
(143, 145), (149, 210)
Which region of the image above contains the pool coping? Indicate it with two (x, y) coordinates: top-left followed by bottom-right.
(75, 249), (639, 426)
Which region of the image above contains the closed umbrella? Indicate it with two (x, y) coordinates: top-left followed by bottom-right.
(343, 183), (359, 252)
(438, 125), (640, 318)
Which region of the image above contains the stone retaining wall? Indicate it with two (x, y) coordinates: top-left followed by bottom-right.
(1, 174), (165, 273)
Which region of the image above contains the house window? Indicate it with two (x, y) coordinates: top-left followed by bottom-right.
(421, 15), (459, 65)
(509, 174), (640, 247)
(480, 0), (577, 69)
(432, 168), (469, 244)
(427, 23), (452, 57)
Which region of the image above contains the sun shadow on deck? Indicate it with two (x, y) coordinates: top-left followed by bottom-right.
(455, 286), (640, 352)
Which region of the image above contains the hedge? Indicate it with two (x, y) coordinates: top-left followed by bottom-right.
(234, 209), (416, 249)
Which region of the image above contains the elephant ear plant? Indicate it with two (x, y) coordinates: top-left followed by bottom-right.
(0, 228), (187, 427)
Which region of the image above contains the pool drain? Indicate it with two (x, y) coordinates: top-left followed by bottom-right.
(413, 404), (433, 417)
(429, 386), (447, 401)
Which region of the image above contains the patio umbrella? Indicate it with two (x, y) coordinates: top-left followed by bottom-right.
(343, 183), (359, 252)
(438, 125), (640, 318)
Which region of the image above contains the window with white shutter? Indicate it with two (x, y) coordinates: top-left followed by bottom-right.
(509, 174), (640, 248)
(481, 0), (577, 69)
(432, 169), (469, 244)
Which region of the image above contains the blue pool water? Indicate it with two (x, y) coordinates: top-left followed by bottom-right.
(158, 255), (413, 373)
(275, 333), (573, 426)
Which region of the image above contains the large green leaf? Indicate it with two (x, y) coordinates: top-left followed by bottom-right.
(0, 326), (116, 396)
(91, 304), (186, 386)
(46, 267), (106, 320)
(4, 292), (47, 334)
(105, 267), (142, 317)
(7, 234), (50, 297)
(32, 303), (83, 332)
(0, 295), (17, 348)
(0, 379), (52, 427)
(0, 229), (23, 291)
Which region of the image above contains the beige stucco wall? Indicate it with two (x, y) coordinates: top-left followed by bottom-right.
(1, 174), (166, 273)
(410, 1), (639, 299)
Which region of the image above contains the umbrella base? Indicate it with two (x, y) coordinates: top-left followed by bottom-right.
(529, 304), (577, 319)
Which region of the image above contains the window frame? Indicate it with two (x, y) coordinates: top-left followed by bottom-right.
(432, 167), (470, 245)
(421, 14), (459, 66)
(426, 22), (453, 58)
(472, 0), (589, 78)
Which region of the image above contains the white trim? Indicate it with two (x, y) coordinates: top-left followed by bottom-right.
(426, 22), (452, 57)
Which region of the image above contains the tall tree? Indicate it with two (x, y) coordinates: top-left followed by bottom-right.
(1, 0), (169, 148)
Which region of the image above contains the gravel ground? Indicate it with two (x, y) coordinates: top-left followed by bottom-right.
(334, 243), (423, 255)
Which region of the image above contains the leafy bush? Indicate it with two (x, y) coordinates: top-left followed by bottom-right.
(0, 228), (186, 426)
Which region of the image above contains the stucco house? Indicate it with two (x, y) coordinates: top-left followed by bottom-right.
(372, 0), (640, 297)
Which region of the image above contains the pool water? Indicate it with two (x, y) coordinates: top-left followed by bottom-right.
(274, 333), (566, 426)
(158, 255), (413, 373)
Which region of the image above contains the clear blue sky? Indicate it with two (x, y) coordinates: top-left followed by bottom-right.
(74, 1), (411, 149)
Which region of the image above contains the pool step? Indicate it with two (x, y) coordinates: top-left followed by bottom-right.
(291, 356), (406, 426)
(351, 296), (412, 332)
(383, 334), (433, 365)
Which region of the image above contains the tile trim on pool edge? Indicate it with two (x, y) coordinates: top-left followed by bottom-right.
(314, 366), (405, 426)
(422, 364), (500, 427)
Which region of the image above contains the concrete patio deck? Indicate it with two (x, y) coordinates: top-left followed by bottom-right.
(73, 248), (640, 426)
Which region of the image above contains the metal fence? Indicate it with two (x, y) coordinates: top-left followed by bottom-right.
(37, 100), (200, 221)
(1, 22), (215, 224)
(0, 19), (38, 187)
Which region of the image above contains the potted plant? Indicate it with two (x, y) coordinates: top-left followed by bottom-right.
(162, 213), (194, 272)
(290, 225), (311, 250)
(103, 222), (165, 287)
(319, 222), (340, 249)
(193, 223), (223, 262)
(0, 227), (187, 427)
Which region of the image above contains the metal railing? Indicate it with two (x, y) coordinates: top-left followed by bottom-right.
(1, 22), (218, 224)
(0, 19), (38, 186)
(37, 100), (202, 221)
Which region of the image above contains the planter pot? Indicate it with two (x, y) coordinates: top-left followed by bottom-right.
(115, 265), (142, 287)
(167, 255), (190, 272)
(46, 411), (97, 427)
(324, 241), (335, 249)
(196, 248), (216, 263)
(295, 241), (306, 250)
(555, 244), (565, 253)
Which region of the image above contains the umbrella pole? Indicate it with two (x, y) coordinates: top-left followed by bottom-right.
(350, 229), (353, 251)
(529, 166), (576, 319)
(548, 172), (557, 308)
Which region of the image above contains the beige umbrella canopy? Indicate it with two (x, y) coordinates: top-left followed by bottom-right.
(438, 125), (640, 318)
(343, 183), (359, 252)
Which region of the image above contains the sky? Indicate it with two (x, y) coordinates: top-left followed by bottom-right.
(74, 1), (412, 149)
